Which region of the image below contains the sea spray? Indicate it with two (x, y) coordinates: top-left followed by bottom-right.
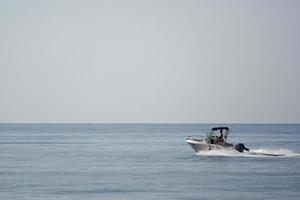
(196, 148), (300, 157)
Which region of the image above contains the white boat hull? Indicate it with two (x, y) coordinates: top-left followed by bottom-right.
(186, 139), (234, 152)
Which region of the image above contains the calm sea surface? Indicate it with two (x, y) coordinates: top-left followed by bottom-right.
(0, 124), (299, 200)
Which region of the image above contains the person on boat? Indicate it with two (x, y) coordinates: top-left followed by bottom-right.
(216, 130), (224, 144)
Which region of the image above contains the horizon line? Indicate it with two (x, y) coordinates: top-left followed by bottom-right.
(0, 122), (299, 125)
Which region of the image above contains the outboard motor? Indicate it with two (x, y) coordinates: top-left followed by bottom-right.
(234, 143), (249, 152)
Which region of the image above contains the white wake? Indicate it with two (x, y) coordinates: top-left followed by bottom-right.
(195, 148), (300, 158)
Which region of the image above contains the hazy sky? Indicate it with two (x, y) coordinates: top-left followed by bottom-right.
(1, 0), (299, 123)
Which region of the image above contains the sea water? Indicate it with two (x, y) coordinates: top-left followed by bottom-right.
(0, 124), (299, 200)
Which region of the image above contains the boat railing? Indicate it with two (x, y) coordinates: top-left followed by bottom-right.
(186, 136), (205, 141)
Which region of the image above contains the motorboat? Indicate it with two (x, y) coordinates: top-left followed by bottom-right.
(186, 127), (249, 153)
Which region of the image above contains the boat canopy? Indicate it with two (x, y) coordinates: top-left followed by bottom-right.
(211, 127), (229, 131)
(206, 127), (230, 143)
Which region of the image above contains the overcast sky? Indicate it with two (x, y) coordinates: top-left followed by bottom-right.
(0, 0), (299, 123)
